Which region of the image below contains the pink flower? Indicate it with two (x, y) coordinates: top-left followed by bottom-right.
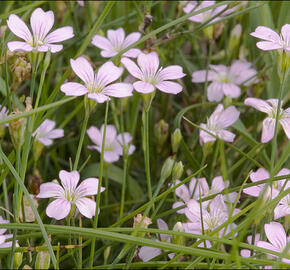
(92, 28), (141, 58)
(0, 216), (12, 248)
(183, 1), (228, 23)
(251, 24), (290, 51)
(275, 193), (290, 220)
(257, 222), (290, 263)
(121, 52), (186, 94)
(0, 106), (8, 127)
(240, 234), (260, 258)
(244, 98), (290, 143)
(37, 170), (105, 220)
(87, 124), (135, 163)
(7, 8), (74, 53)
(60, 57), (133, 103)
(192, 60), (258, 102)
(183, 195), (239, 237)
(243, 168), (290, 206)
(32, 119), (64, 146)
(77, 0), (84, 6)
(199, 104), (240, 145)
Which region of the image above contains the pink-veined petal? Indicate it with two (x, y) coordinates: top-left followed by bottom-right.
(76, 178), (105, 197)
(37, 182), (64, 198)
(158, 65), (186, 81)
(60, 82), (88, 96)
(133, 81), (155, 94)
(103, 83), (133, 98)
(139, 246), (161, 262)
(122, 32), (141, 47)
(250, 168), (270, 182)
(244, 98), (272, 114)
(121, 57), (143, 79)
(274, 204), (290, 220)
(174, 180), (191, 202)
(7, 41), (33, 52)
(280, 118), (290, 140)
(207, 82), (224, 102)
(87, 126), (102, 146)
(101, 124), (117, 144)
(281, 24), (290, 45)
(70, 57), (94, 85)
(59, 170), (80, 191)
(137, 51), (159, 77)
(91, 34), (114, 51)
(75, 197), (96, 218)
(30, 8), (54, 40)
(192, 70), (216, 83)
(123, 48), (142, 58)
(157, 218), (171, 242)
(222, 83), (241, 98)
(46, 129), (64, 140)
(243, 186), (261, 197)
(211, 176), (226, 192)
(36, 137), (53, 146)
(264, 222), (286, 250)
(262, 117), (275, 143)
(103, 151), (120, 163)
(107, 28), (125, 48)
(156, 81), (183, 94)
(7, 14), (32, 41)
(100, 49), (117, 58)
(96, 61), (123, 86)
(117, 132), (132, 146)
(185, 199), (201, 222)
(88, 93), (109, 103)
(172, 201), (185, 214)
(256, 41), (283, 51)
(46, 198), (71, 220)
(250, 26), (280, 42)
(218, 106), (240, 128)
(45, 26), (74, 43)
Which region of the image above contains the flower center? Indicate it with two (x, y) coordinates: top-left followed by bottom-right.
(217, 72), (233, 83)
(279, 34), (290, 49)
(64, 189), (78, 203)
(86, 81), (104, 94)
(28, 36), (45, 48)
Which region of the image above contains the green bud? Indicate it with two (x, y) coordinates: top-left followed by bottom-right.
(104, 246), (111, 264)
(203, 26), (213, 39)
(33, 140), (44, 164)
(171, 128), (182, 154)
(13, 243), (23, 269)
(172, 222), (184, 245)
(172, 161), (184, 181)
(43, 50), (51, 70)
(35, 249), (50, 270)
(155, 120), (169, 151)
(8, 110), (26, 151)
(160, 156), (174, 182)
(277, 50), (290, 80)
(142, 91), (155, 112)
(228, 24), (242, 56)
(202, 141), (214, 158)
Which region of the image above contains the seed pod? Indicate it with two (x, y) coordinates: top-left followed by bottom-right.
(171, 128), (182, 154)
(13, 243), (23, 269)
(160, 157), (174, 182)
(172, 161), (184, 181)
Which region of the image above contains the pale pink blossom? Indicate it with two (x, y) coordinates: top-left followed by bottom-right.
(0, 106), (8, 127)
(244, 98), (290, 143)
(7, 8), (74, 53)
(183, 195), (239, 237)
(251, 24), (290, 51)
(61, 57), (133, 103)
(257, 222), (290, 264)
(87, 124), (135, 163)
(241, 234), (260, 258)
(0, 215), (12, 248)
(275, 193), (290, 220)
(37, 170), (104, 220)
(121, 52), (186, 94)
(77, 0), (84, 6)
(192, 60), (257, 102)
(32, 119), (64, 146)
(199, 104), (240, 145)
(92, 28), (141, 58)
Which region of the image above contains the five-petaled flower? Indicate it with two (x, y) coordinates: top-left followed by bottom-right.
(244, 98), (290, 143)
(199, 104), (240, 145)
(37, 170), (105, 220)
(33, 119), (64, 146)
(251, 24), (290, 51)
(61, 57), (133, 103)
(7, 8), (74, 53)
(92, 27), (141, 58)
(192, 60), (258, 102)
(257, 222), (290, 263)
(87, 124), (135, 163)
(121, 52), (186, 94)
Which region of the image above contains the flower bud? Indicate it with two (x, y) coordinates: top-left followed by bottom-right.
(155, 120), (169, 152)
(104, 246), (111, 264)
(20, 194), (39, 222)
(14, 243), (23, 269)
(35, 249), (50, 269)
(277, 50), (290, 80)
(8, 109), (26, 150)
(172, 222), (185, 246)
(33, 139), (44, 163)
(133, 214), (152, 229)
(228, 24), (242, 56)
(160, 157), (174, 182)
(11, 57), (31, 91)
(171, 128), (182, 154)
(172, 161), (184, 181)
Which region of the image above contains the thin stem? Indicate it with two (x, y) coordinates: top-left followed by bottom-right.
(120, 157), (128, 218)
(78, 217), (82, 269)
(142, 109), (153, 205)
(89, 99), (110, 268)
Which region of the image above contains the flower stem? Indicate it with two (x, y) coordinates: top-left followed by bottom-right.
(89, 99), (110, 268)
(142, 108), (153, 205)
(120, 156), (128, 218)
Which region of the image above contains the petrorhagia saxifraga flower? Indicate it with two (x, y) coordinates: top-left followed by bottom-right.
(37, 170), (105, 220)
(7, 8), (74, 53)
(61, 57), (133, 103)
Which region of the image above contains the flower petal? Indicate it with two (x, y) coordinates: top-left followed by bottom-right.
(172, 201), (185, 214)
(123, 48), (142, 58)
(133, 81), (155, 94)
(76, 178), (105, 197)
(7, 41), (33, 52)
(7, 14), (32, 41)
(37, 182), (64, 198)
(96, 61), (123, 86)
(59, 170), (80, 191)
(243, 186), (262, 197)
(107, 28), (125, 48)
(250, 168), (270, 182)
(264, 222), (286, 250)
(103, 83), (133, 98)
(257, 240), (280, 255)
(46, 198), (71, 220)
(222, 83), (241, 98)
(281, 24), (290, 44)
(122, 32), (141, 48)
(218, 106), (240, 128)
(45, 26), (74, 43)
(101, 124), (117, 144)
(100, 50), (117, 58)
(87, 126), (102, 146)
(91, 34), (114, 51)
(139, 246), (161, 262)
(158, 65), (186, 81)
(207, 82), (224, 102)
(121, 57), (143, 79)
(87, 93), (109, 103)
(185, 199), (201, 222)
(30, 8), (54, 40)
(280, 118), (290, 140)
(192, 70), (216, 83)
(211, 176), (226, 192)
(256, 41), (283, 51)
(137, 52), (159, 76)
(156, 81), (183, 94)
(104, 151), (120, 163)
(75, 197), (96, 218)
(60, 82), (88, 96)
(274, 204), (290, 220)
(244, 98), (272, 114)
(157, 218), (171, 242)
(70, 57), (94, 85)
(46, 129), (64, 140)
(174, 180), (191, 202)
(250, 26), (280, 42)
(262, 117), (275, 143)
